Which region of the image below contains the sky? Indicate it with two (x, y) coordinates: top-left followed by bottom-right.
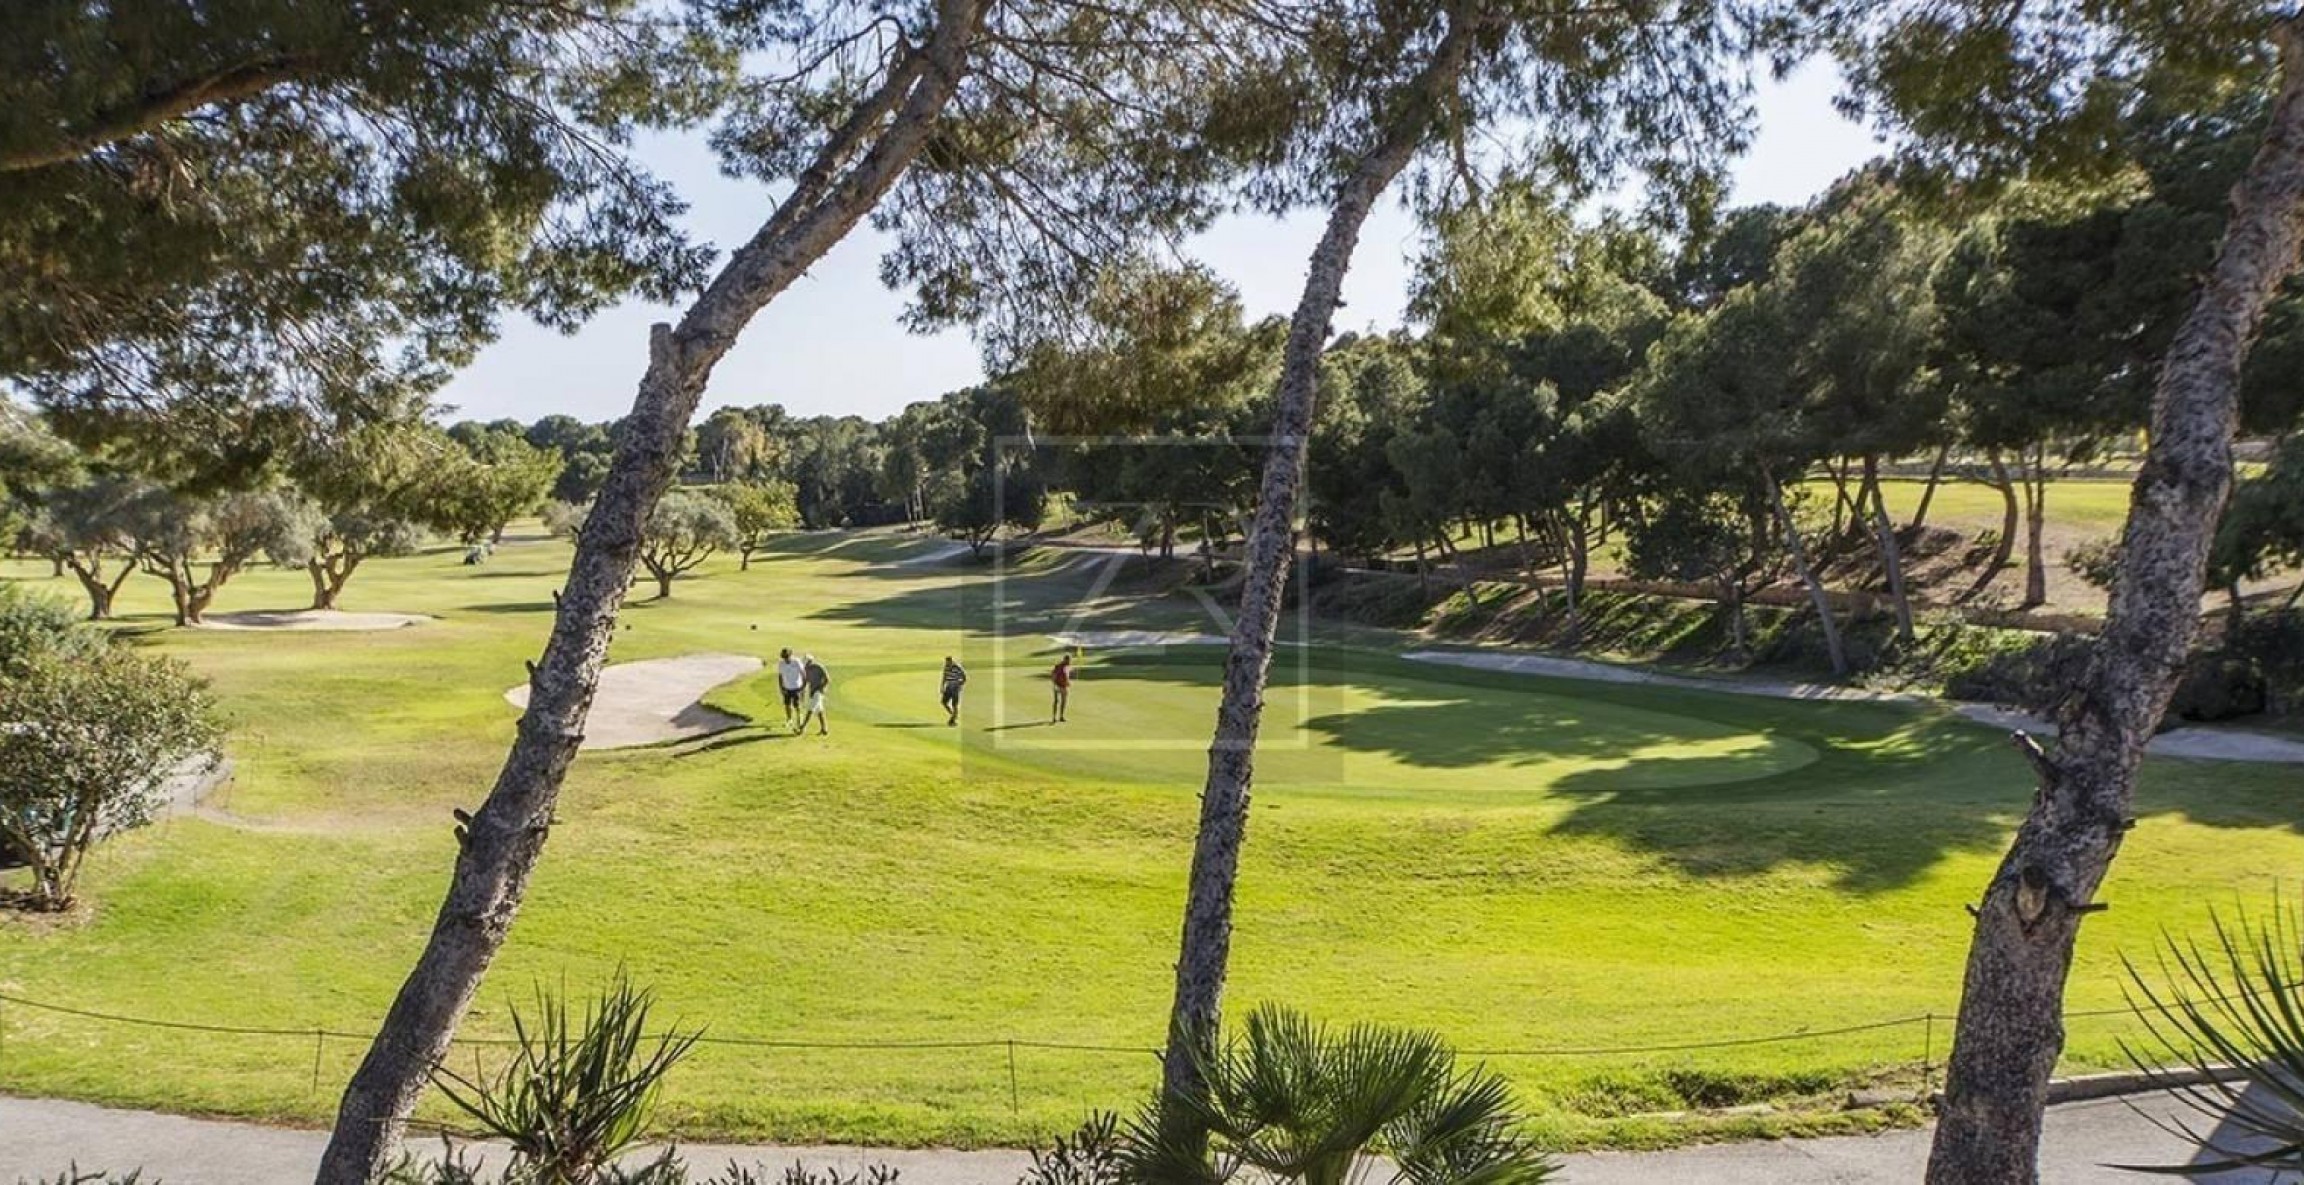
(434, 61), (1888, 427)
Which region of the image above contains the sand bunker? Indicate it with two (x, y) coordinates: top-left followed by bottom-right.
(1049, 630), (1226, 648)
(197, 609), (430, 631)
(504, 653), (762, 750)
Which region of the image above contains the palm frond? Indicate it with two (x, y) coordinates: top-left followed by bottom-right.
(2117, 895), (2304, 1175)
(1119, 1004), (1554, 1185)
(428, 968), (700, 1183)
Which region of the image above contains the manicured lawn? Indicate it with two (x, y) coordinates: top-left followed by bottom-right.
(1865, 475), (2137, 533)
(1, 530), (2299, 1149)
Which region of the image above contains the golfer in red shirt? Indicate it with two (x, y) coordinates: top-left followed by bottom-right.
(1050, 654), (1074, 723)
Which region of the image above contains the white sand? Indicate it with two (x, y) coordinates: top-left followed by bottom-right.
(1049, 629), (1227, 649)
(504, 653), (762, 750)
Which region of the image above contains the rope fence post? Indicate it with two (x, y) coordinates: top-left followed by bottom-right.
(1007, 1038), (1021, 1116)
(312, 1028), (325, 1094)
(1921, 1012), (1935, 1097)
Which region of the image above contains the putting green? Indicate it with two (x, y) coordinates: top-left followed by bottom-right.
(1, 528), (2300, 1151)
(729, 654), (1816, 798)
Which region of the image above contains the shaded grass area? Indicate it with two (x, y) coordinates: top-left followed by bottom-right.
(0, 528), (2300, 1150)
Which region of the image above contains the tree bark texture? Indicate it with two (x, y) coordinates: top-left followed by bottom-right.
(1926, 23), (2304, 1183)
(313, 4), (984, 1178)
(1159, 14), (1477, 1129)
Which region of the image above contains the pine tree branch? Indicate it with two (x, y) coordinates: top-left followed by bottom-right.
(1, 54), (319, 173)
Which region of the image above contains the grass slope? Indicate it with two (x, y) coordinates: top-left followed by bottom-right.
(0, 529), (2298, 1150)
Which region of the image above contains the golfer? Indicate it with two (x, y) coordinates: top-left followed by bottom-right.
(797, 654), (831, 736)
(776, 648), (806, 728)
(940, 656), (967, 726)
(1050, 653), (1074, 723)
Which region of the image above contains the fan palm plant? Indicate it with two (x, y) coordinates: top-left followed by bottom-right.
(1121, 1005), (1556, 1185)
(2121, 896), (2304, 1173)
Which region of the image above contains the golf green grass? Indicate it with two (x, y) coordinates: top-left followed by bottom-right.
(0, 527), (2298, 1150)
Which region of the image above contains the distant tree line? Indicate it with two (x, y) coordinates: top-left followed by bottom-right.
(2, 415), (562, 624)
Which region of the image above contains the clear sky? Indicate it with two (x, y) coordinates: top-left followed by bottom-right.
(434, 60), (1886, 427)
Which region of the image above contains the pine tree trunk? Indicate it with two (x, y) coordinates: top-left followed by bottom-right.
(1723, 577), (1747, 656)
(1912, 442), (1951, 530)
(1158, 14), (1476, 1144)
(1568, 508), (1591, 605)
(1963, 452), (2021, 602)
(1767, 471), (1848, 677)
(1826, 458), (1854, 538)
(1925, 24), (2304, 1181)
(2022, 453), (2050, 608)
(314, 5), (984, 1177)
(1867, 456), (1916, 643)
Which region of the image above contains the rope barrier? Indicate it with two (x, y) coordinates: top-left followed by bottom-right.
(0, 979), (2295, 1065)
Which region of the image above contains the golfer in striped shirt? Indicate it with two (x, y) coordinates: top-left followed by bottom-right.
(940, 656), (967, 726)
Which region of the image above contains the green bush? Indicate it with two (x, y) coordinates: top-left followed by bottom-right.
(0, 584), (99, 676)
(0, 630), (220, 909)
(2167, 654), (2269, 723)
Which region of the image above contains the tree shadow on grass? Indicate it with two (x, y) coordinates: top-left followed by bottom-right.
(463, 601), (559, 615)
(671, 728), (791, 759)
(1020, 650), (2044, 892)
(803, 550), (1215, 635)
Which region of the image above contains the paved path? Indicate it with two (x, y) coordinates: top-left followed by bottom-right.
(0, 1091), (2286, 1183)
(1405, 649), (2304, 764)
(503, 653), (761, 750)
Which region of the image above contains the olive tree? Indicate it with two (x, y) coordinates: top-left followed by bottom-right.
(121, 486), (306, 626)
(711, 479), (800, 568)
(25, 473), (141, 620)
(638, 490), (737, 598)
(0, 591), (219, 910)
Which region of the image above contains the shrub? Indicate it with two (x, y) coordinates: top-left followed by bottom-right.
(0, 633), (220, 909)
(541, 500), (591, 541)
(2166, 654), (2269, 723)
(2227, 610), (2304, 711)
(1123, 1005), (1558, 1184)
(1017, 1113), (1121, 1185)
(429, 971), (698, 1184)
(1941, 632), (2094, 715)
(2064, 538), (2123, 593)
(0, 584), (99, 675)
